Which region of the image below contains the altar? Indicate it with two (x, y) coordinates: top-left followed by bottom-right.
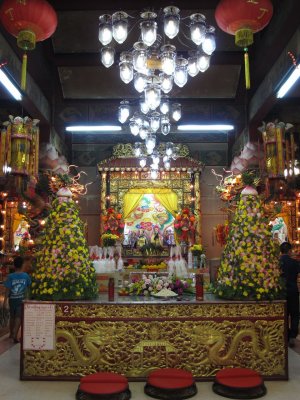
(20, 297), (288, 381)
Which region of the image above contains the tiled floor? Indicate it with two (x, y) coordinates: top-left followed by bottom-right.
(0, 340), (299, 400)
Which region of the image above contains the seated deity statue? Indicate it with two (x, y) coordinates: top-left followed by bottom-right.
(137, 230), (148, 248)
(150, 226), (162, 247)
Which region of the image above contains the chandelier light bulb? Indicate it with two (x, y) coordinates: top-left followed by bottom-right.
(133, 42), (148, 73)
(152, 150), (160, 165)
(174, 57), (188, 87)
(190, 13), (207, 46)
(202, 26), (216, 55)
(150, 169), (158, 179)
(150, 163), (159, 171)
(163, 6), (180, 39)
(160, 97), (170, 114)
(161, 115), (171, 135)
(166, 142), (174, 156)
(139, 127), (148, 140)
(101, 47), (115, 68)
(139, 157), (147, 168)
(140, 13), (157, 47)
(161, 45), (176, 75)
(145, 134), (156, 151)
(119, 60), (133, 84)
(134, 142), (142, 157)
(144, 83), (161, 110)
(112, 12), (128, 44)
(171, 103), (182, 121)
(160, 73), (173, 94)
(164, 160), (171, 170)
(197, 53), (210, 72)
(172, 146), (179, 160)
(134, 73), (147, 93)
(129, 120), (140, 136)
(118, 101), (130, 123)
(188, 56), (199, 77)
(150, 112), (160, 132)
(163, 155), (169, 163)
(98, 15), (113, 46)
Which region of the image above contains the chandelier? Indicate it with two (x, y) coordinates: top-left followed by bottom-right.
(133, 141), (179, 178)
(99, 6), (216, 109)
(118, 97), (182, 137)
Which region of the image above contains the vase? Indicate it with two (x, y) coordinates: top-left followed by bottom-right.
(193, 255), (199, 269)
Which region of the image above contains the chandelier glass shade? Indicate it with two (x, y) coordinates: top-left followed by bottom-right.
(99, 5), (216, 104)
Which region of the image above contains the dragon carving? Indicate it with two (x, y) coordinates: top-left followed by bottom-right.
(192, 320), (279, 366)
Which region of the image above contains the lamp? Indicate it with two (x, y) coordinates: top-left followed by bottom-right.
(101, 47), (115, 68)
(99, 5), (216, 100)
(118, 100), (130, 123)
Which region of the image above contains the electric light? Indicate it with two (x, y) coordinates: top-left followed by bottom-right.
(163, 6), (180, 39)
(197, 53), (210, 72)
(190, 13), (206, 46)
(164, 160), (171, 169)
(98, 14), (112, 46)
(134, 73), (147, 93)
(66, 125), (121, 132)
(145, 134), (156, 150)
(161, 115), (171, 135)
(144, 83), (161, 110)
(151, 163), (159, 170)
(112, 12), (128, 44)
(134, 142), (142, 157)
(129, 120), (140, 136)
(101, 47), (115, 68)
(166, 142), (174, 156)
(174, 57), (188, 87)
(277, 66), (300, 98)
(161, 45), (176, 75)
(150, 112), (160, 132)
(160, 97), (170, 114)
(160, 73), (173, 94)
(150, 169), (158, 179)
(140, 98), (150, 114)
(188, 55), (199, 77)
(171, 103), (182, 121)
(119, 52), (133, 83)
(133, 42), (148, 73)
(139, 127), (148, 140)
(118, 100), (130, 123)
(140, 12), (157, 47)
(139, 157), (147, 168)
(0, 69), (22, 100)
(202, 26), (216, 56)
(152, 150), (160, 165)
(177, 124), (234, 131)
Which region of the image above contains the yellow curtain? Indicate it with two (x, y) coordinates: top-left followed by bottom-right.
(123, 188), (178, 219)
(123, 193), (144, 219)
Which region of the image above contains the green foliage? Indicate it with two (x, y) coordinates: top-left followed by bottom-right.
(214, 195), (284, 300)
(31, 198), (98, 301)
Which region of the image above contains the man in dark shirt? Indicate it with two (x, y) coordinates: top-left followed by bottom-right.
(280, 242), (300, 347)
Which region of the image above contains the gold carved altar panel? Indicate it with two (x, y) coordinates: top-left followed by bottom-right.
(21, 301), (287, 380)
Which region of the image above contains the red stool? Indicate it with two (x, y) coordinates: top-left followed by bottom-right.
(76, 372), (131, 400)
(144, 368), (197, 400)
(213, 368), (267, 399)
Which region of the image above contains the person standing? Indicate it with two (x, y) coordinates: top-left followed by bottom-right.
(4, 256), (31, 343)
(280, 242), (300, 347)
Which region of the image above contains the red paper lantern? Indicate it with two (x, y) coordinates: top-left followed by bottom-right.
(0, 0), (57, 90)
(215, 0), (273, 89)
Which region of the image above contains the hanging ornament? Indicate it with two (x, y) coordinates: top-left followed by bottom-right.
(215, 0), (273, 89)
(0, 0), (57, 90)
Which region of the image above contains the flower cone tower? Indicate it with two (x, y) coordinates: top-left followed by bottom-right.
(31, 188), (98, 300)
(215, 187), (283, 300)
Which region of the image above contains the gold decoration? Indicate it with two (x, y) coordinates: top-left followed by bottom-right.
(112, 143), (190, 158)
(21, 302), (287, 379)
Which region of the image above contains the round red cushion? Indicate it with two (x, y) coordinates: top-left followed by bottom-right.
(81, 372), (128, 384)
(79, 382), (128, 395)
(215, 368), (263, 389)
(148, 368), (194, 390)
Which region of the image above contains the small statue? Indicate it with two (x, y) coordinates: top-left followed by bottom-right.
(200, 253), (206, 269)
(137, 230), (147, 248)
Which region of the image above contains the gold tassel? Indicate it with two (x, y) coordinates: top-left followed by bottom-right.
(244, 48), (250, 90)
(21, 53), (27, 91)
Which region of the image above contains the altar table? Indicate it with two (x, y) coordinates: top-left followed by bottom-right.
(20, 296), (288, 381)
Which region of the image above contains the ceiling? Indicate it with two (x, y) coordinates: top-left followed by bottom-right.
(1, 0), (300, 162)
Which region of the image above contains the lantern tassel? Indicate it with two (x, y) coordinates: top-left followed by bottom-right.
(21, 53), (27, 91)
(244, 48), (250, 90)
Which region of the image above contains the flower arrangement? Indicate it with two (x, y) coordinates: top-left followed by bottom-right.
(31, 197), (98, 301)
(215, 223), (229, 246)
(127, 274), (192, 296)
(101, 233), (119, 247)
(190, 244), (204, 256)
(102, 208), (124, 237)
(174, 207), (195, 242)
(214, 194), (283, 301)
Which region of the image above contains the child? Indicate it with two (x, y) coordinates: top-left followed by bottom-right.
(4, 256), (31, 343)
